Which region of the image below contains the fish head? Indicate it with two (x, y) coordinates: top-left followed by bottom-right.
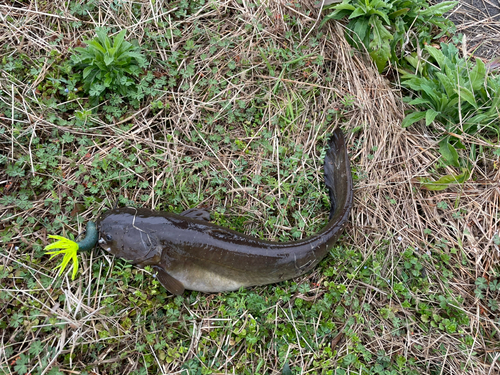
(97, 209), (162, 267)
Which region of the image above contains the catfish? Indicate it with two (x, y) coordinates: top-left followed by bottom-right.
(97, 128), (353, 295)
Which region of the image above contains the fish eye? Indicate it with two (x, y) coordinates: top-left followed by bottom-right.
(105, 234), (113, 241)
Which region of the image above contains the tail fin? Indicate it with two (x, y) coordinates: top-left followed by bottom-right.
(324, 128), (353, 221)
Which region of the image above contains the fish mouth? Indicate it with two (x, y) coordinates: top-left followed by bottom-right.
(98, 237), (111, 252)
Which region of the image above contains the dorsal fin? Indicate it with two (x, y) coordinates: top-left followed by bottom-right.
(180, 208), (211, 222)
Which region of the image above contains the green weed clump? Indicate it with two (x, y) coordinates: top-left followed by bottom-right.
(323, 0), (499, 187)
(399, 40), (500, 187)
(401, 41), (500, 144)
(321, 0), (457, 71)
(71, 28), (147, 101)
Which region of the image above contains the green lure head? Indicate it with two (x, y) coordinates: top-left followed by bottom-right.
(44, 221), (98, 280)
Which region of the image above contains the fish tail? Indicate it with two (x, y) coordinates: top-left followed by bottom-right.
(324, 128), (352, 220)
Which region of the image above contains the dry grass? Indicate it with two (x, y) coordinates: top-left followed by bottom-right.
(435, 0), (500, 59)
(1, 0), (499, 374)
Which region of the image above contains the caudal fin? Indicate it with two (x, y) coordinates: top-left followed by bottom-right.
(324, 128), (353, 221)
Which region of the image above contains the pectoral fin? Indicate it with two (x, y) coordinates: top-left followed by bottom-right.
(153, 266), (185, 295)
(180, 208), (211, 222)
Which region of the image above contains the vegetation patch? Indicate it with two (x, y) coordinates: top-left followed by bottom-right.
(1, 0), (499, 374)
(321, 0), (457, 71)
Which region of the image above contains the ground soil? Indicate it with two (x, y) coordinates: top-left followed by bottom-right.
(438, 0), (500, 59)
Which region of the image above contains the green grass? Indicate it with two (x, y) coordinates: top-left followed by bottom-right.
(0, 241), (476, 374)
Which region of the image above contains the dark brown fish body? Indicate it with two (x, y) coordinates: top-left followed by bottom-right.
(97, 129), (352, 295)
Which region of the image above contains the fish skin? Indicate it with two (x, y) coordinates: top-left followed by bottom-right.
(97, 128), (353, 294)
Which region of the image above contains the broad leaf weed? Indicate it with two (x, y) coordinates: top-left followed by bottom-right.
(71, 28), (147, 101)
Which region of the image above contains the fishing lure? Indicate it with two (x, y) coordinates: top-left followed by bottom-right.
(44, 221), (98, 279)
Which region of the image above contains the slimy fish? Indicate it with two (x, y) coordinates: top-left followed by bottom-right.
(96, 128), (353, 295)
